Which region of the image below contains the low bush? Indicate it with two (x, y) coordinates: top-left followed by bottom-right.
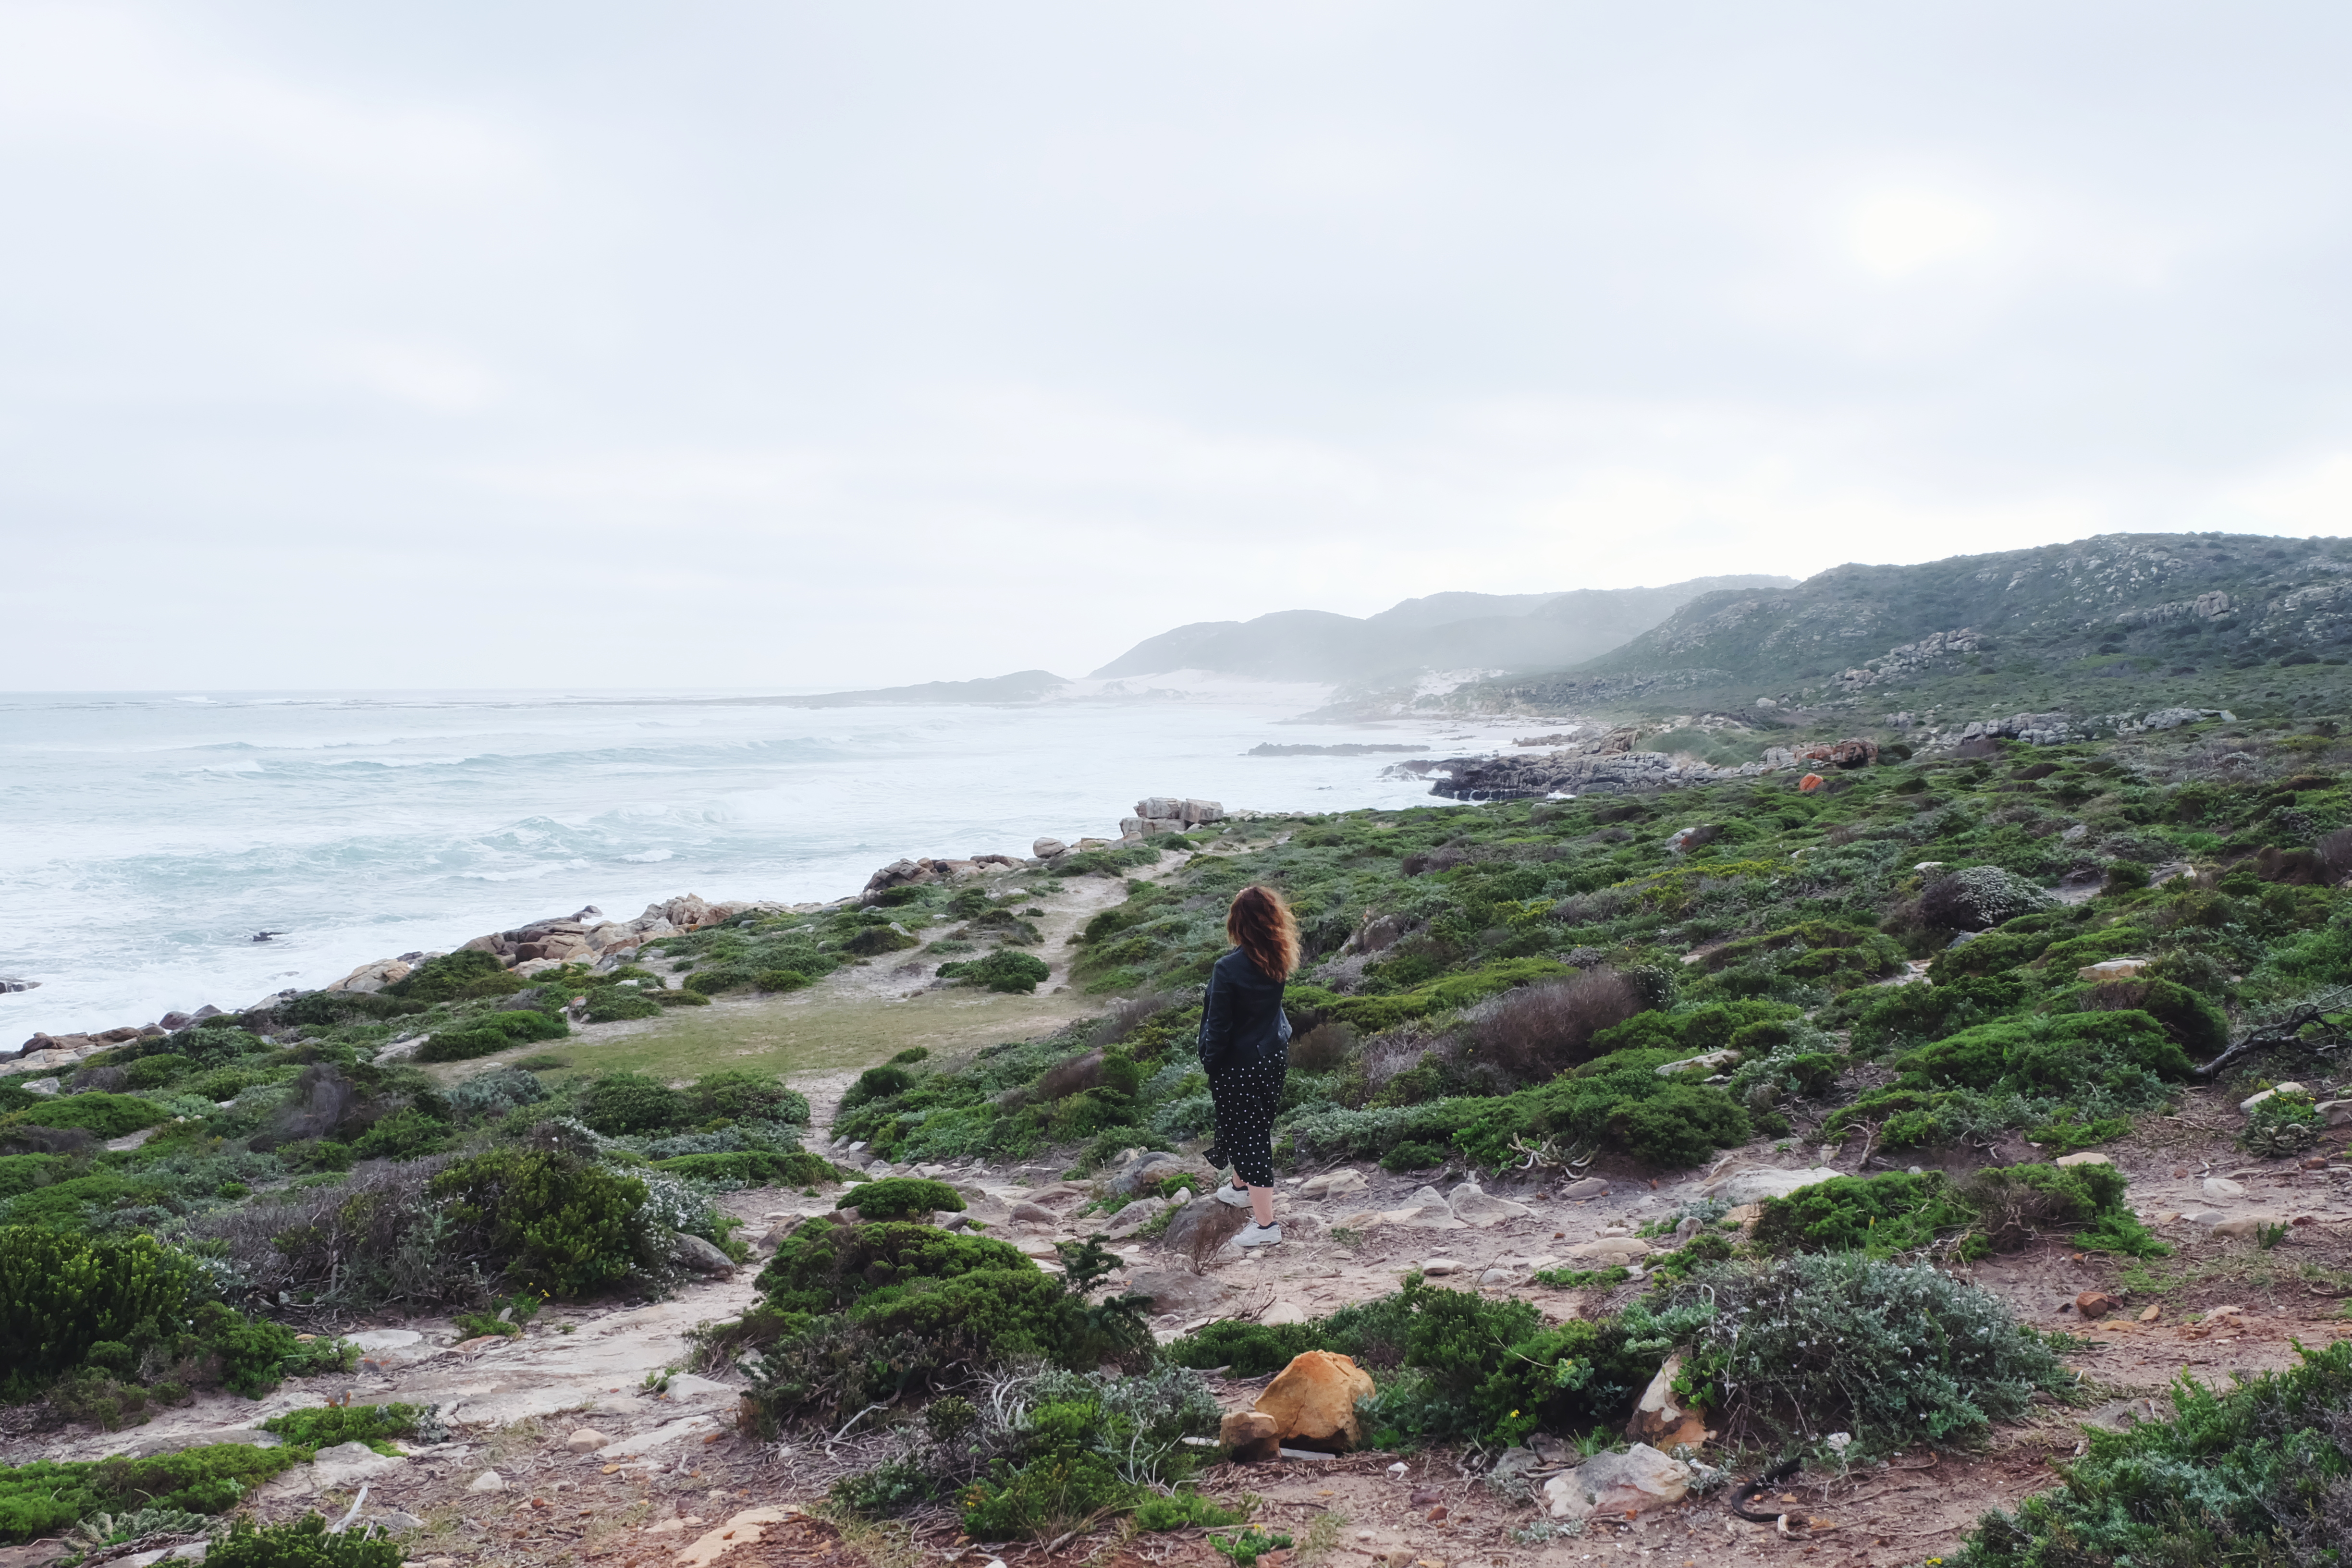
(207, 1513), (406, 1568)
(938, 951), (1052, 993)
(0, 1228), (197, 1392)
(0, 1093), (167, 1139)
(414, 1008), (567, 1064)
(1470, 969), (1646, 1083)
(656, 1150), (838, 1185)
(385, 949), (507, 1004)
(686, 1070), (811, 1126)
(841, 1177), (964, 1222)
(2243, 1087), (2328, 1156)
(1673, 1252), (2066, 1450)
(1963, 1337), (2352, 1567)
(845, 926), (920, 956)
(429, 1145), (649, 1298)
(0, 1443), (311, 1543)
(260, 1403), (426, 1451)
(584, 989), (663, 1022)
(1754, 1164), (2167, 1260)
(736, 1225), (1151, 1429)
(577, 1072), (688, 1135)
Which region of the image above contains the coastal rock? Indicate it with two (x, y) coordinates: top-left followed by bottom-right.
(1300, 1168), (1369, 1200)
(1702, 1167), (1838, 1204)
(1542, 1445), (1690, 1520)
(1221, 1410), (1280, 1464)
(1105, 1197), (1168, 1239)
(1255, 1351), (1376, 1451)
(1032, 837), (1069, 859)
(1109, 1151), (1192, 1196)
(1561, 1236), (1652, 1266)
(667, 1232), (737, 1274)
(1446, 1180), (1532, 1227)
(0, 976), (39, 994)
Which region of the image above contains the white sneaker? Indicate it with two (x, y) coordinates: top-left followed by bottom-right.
(1214, 1182), (1253, 1208)
(1234, 1221), (1283, 1247)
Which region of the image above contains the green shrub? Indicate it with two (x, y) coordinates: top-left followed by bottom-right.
(1134, 1492), (1245, 1530)
(1673, 1253), (2066, 1450)
(738, 1224), (1150, 1429)
(1381, 1142), (1445, 1172)
(0, 1154), (71, 1200)
(840, 1065), (916, 1113)
(414, 1007), (567, 1064)
(260, 1403), (424, 1451)
(938, 951), (1052, 993)
(656, 1150), (838, 1185)
(577, 1071), (688, 1135)
(348, 1108), (450, 1161)
(841, 1177), (964, 1222)
(584, 989), (663, 1022)
(1753, 1172), (1976, 1256)
(845, 926), (919, 956)
(1167, 1277), (1685, 1447)
(959, 1399), (1134, 1541)
(686, 1070), (811, 1125)
(2243, 1088), (2327, 1156)
(207, 1513), (405, 1568)
(1962, 1339), (2352, 1567)
(124, 1054), (191, 1090)
(1888, 1011), (2192, 1096)
(0, 1228), (197, 1391)
(0, 1093), (167, 1139)
(1959, 1162), (2168, 1257)
(385, 949), (508, 1003)
(0, 1443), (311, 1543)
(429, 1146), (649, 1297)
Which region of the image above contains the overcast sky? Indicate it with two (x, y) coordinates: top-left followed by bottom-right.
(6, 2), (2351, 690)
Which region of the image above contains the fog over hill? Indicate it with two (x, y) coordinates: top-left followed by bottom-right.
(1089, 576), (1794, 684)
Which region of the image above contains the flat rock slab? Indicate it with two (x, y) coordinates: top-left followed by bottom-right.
(1702, 1167), (1839, 1204)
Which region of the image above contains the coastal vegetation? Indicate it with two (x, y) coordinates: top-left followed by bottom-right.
(4, 642), (2352, 1559)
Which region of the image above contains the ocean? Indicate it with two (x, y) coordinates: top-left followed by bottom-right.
(0, 686), (1527, 1041)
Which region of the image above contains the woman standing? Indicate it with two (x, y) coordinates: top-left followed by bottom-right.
(1198, 884), (1299, 1247)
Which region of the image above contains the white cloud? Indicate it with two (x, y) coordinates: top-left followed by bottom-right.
(1845, 190), (2000, 279)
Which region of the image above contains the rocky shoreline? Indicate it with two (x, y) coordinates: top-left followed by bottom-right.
(2, 794), (1231, 1075)
(1398, 702), (2245, 801)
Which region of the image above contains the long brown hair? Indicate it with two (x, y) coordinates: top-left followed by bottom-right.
(1226, 884), (1300, 981)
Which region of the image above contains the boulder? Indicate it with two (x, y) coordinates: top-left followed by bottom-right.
(1561, 1177), (1611, 1199)
(1221, 1410), (1280, 1464)
(1626, 1353), (1688, 1442)
(1542, 1444), (1690, 1520)
(1255, 1351), (1376, 1452)
(1420, 1258), (1467, 1275)
(2075, 1292), (2121, 1320)
(1446, 1180), (1532, 1227)
(2054, 1152), (2112, 1168)
(1656, 1050), (1739, 1077)
(1124, 1268), (1236, 1316)
(466, 1470), (508, 1494)
(1703, 1167), (1839, 1204)
(311, 1441), (407, 1488)
(1110, 1150), (1194, 1196)
(2210, 1214), (2291, 1238)
(1261, 1301), (1310, 1326)
(2203, 1177), (2247, 1200)
(1561, 1236), (1652, 1266)
(1106, 1198), (1168, 1240)
(566, 1428), (611, 1453)
(2080, 958), (2154, 981)
(1300, 1168), (1369, 1200)
(1162, 1198), (1247, 1255)
(1010, 1201), (1059, 1224)
(1032, 837), (1069, 859)
(2241, 1083), (2309, 1112)
(667, 1232), (737, 1274)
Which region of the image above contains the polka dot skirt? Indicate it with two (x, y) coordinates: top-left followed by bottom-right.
(1206, 1051), (1287, 1188)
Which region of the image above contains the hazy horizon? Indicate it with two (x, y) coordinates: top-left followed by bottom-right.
(9, 4), (2352, 691)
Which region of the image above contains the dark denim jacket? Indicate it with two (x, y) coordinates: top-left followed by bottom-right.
(1197, 947), (1291, 1076)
